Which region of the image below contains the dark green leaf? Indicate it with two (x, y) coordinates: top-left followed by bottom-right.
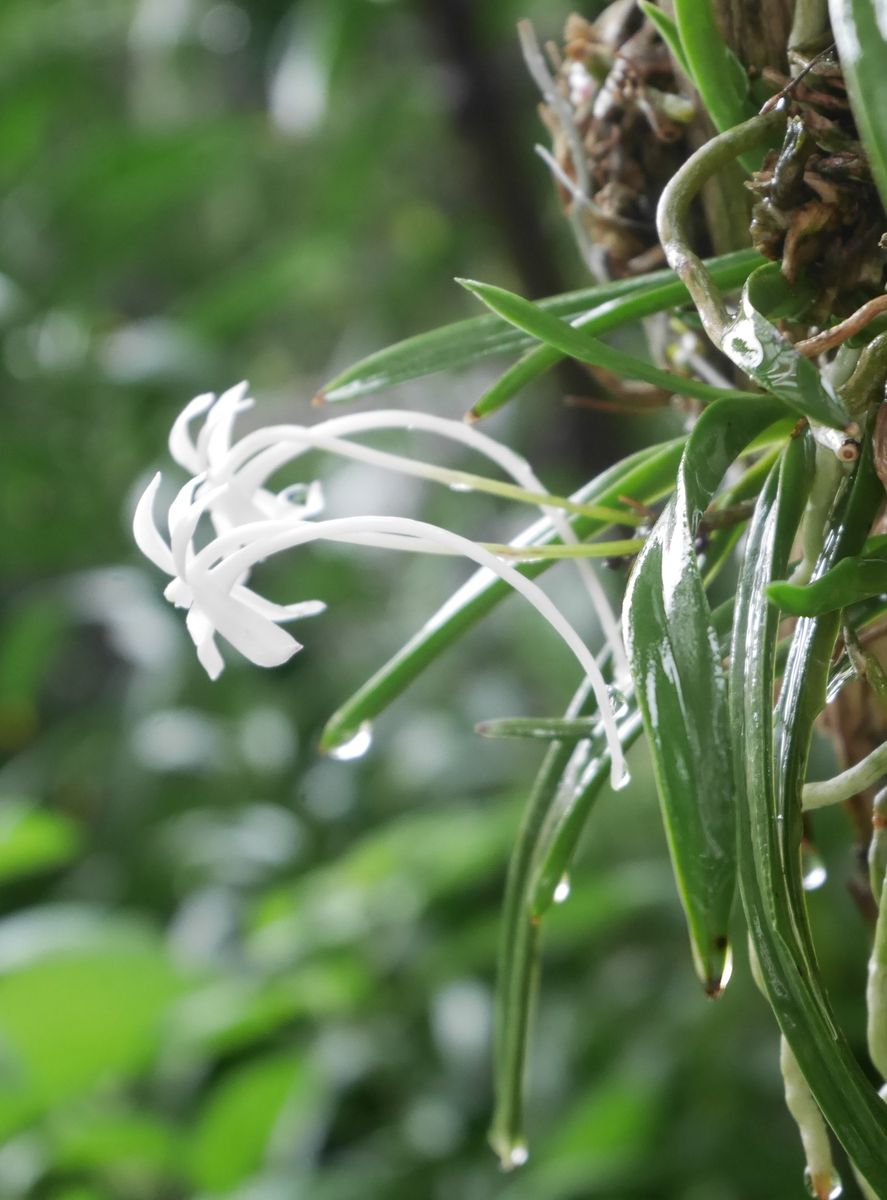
(731, 432), (887, 1188)
(624, 396), (784, 992)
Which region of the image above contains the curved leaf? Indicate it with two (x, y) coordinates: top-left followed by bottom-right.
(721, 265), (849, 428)
(623, 396), (784, 992)
(731, 432), (887, 1188)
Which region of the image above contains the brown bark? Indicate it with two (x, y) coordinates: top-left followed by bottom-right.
(711, 0), (795, 74)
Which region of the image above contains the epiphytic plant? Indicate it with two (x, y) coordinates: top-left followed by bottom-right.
(135, 3), (887, 1194)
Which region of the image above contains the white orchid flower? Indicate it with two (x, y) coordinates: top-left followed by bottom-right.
(166, 384), (628, 684)
(133, 386), (629, 786)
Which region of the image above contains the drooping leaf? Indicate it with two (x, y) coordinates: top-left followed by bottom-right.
(731, 432), (887, 1189)
(623, 396), (785, 992)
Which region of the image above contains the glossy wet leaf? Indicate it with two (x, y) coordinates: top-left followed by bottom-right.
(623, 396), (784, 992)
(0, 799), (80, 883)
(459, 279), (763, 406)
(721, 265), (849, 428)
(731, 433), (887, 1188)
(317, 251), (760, 404)
(768, 536), (887, 617)
(321, 438), (684, 754)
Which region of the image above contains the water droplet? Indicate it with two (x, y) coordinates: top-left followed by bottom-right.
(328, 722), (373, 762)
(802, 841), (828, 891)
(448, 480), (473, 493)
(612, 763), (632, 792)
(719, 945), (734, 991)
(553, 874), (571, 904)
(506, 1142), (529, 1169)
(606, 686), (630, 719)
(803, 1166), (842, 1199)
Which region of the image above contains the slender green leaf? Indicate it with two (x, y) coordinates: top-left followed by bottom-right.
(320, 439), (684, 754)
(623, 396), (784, 992)
(673, 0), (758, 165)
(318, 250), (761, 404)
(469, 250), (763, 421)
(527, 710), (644, 919)
(830, 0), (887, 211)
(731, 433), (887, 1188)
(458, 279), (763, 406)
(768, 539), (887, 617)
(490, 677), (598, 1169)
(639, 2), (691, 77)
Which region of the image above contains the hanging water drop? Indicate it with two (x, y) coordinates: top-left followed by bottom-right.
(448, 480), (473, 493)
(801, 840), (827, 891)
(327, 721), (373, 761)
(506, 1142), (529, 1169)
(553, 874), (571, 904)
(803, 1166), (842, 1199)
(606, 685), (630, 719)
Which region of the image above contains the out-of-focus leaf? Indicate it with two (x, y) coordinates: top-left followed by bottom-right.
(624, 396), (784, 993)
(830, 0), (887, 211)
(458, 279), (762, 404)
(48, 1105), (182, 1185)
(0, 907), (184, 1138)
(0, 799), (80, 883)
(320, 438), (684, 755)
(190, 1053), (320, 1193)
(318, 250), (761, 404)
(731, 434), (887, 1188)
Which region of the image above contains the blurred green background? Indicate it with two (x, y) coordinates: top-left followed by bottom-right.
(0, 1), (873, 1197)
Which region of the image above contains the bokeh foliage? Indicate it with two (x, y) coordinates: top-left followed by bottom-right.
(0, 1), (872, 1197)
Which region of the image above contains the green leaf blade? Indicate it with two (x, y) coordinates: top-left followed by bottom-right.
(623, 396), (785, 992)
(731, 433), (887, 1188)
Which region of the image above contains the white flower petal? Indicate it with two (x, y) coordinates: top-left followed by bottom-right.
(169, 393), (215, 472)
(132, 474), (175, 575)
(200, 589), (303, 668)
(201, 380), (251, 466)
(186, 607), (225, 679)
(231, 585), (326, 622)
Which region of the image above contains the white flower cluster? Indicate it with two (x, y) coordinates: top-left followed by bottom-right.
(133, 383), (627, 784)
